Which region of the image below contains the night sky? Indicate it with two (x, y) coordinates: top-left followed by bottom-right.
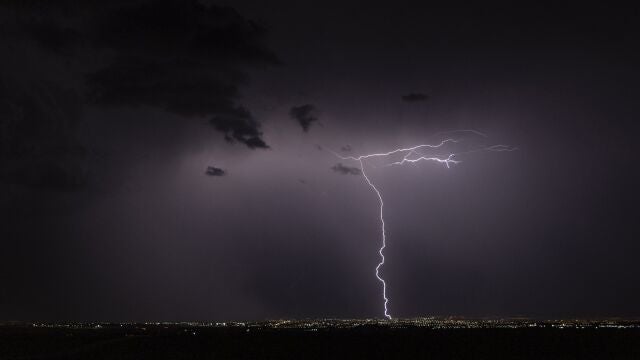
(1, 1), (639, 321)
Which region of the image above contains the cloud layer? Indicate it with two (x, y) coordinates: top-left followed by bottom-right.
(0, 0), (277, 188)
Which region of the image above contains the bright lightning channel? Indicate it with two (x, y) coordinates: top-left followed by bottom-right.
(333, 135), (516, 320)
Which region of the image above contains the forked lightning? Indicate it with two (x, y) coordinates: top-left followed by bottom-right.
(334, 133), (515, 319)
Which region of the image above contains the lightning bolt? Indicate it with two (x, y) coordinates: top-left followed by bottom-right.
(333, 133), (516, 320)
(358, 158), (391, 319)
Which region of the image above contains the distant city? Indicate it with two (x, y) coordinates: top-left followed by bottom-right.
(4, 318), (639, 359)
(23, 318), (640, 331)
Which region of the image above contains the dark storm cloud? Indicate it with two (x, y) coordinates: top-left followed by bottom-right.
(331, 163), (362, 176)
(402, 93), (429, 102)
(0, 0), (276, 189)
(26, 24), (83, 56)
(87, 0), (277, 148)
(86, 58), (242, 117)
(205, 166), (226, 176)
(340, 145), (352, 152)
(0, 76), (88, 190)
(209, 107), (269, 149)
(289, 104), (318, 132)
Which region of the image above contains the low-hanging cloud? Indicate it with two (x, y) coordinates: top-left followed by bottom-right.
(209, 107), (269, 149)
(402, 93), (429, 102)
(331, 163), (362, 175)
(290, 104), (318, 132)
(205, 166), (226, 176)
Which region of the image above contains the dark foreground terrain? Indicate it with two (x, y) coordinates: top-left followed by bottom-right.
(1, 319), (639, 359)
